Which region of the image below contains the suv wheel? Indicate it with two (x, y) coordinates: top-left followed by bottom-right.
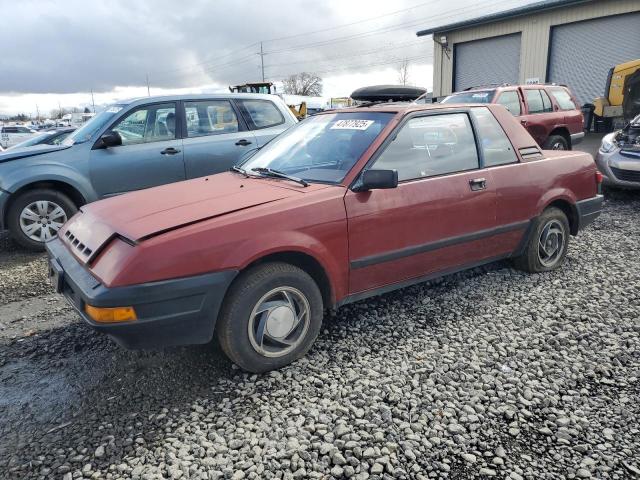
(544, 135), (569, 150)
(514, 207), (570, 273)
(216, 262), (323, 373)
(7, 189), (77, 251)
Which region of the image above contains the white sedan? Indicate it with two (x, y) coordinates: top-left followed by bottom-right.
(0, 125), (39, 149)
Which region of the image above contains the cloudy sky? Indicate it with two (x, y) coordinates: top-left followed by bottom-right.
(0, 0), (536, 117)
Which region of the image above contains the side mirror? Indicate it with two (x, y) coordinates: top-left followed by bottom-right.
(97, 130), (122, 148)
(353, 169), (398, 192)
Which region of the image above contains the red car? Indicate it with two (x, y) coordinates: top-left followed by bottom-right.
(441, 84), (584, 150)
(46, 103), (603, 372)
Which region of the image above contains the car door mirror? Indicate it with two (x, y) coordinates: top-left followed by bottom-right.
(353, 169), (398, 192)
(97, 130), (122, 148)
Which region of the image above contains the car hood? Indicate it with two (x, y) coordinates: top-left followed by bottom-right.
(0, 143), (72, 162)
(62, 172), (326, 261)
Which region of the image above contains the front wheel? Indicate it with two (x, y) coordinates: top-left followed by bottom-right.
(513, 207), (570, 273)
(7, 189), (77, 251)
(216, 262), (323, 373)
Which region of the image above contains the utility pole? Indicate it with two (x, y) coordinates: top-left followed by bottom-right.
(146, 74), (150, 96)
(58, 101), (62, 119)
(91, 89), (96, 113)
(35, 104), (40, 122)
(259, 42), (265, 82)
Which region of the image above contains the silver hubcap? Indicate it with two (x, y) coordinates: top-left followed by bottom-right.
(538, 219), (565, 267)
(552, 141), (565, 150)
(19, 201), (67, 242)
(248, 287), (310, 358)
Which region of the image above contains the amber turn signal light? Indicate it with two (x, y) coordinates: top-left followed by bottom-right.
(85, 305), (137, 323)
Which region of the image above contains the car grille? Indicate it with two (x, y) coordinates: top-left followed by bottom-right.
(610, 166), (640, 183)
(63, 229), (94, 258)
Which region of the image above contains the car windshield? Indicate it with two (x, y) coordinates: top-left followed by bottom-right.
(63, 105), (125, 145)
(441, 90), (496, 104)
(239, 112), (393, 184)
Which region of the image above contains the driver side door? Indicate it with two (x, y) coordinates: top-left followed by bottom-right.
(345, 111), (498, 294)
(89, 102), (186, 197)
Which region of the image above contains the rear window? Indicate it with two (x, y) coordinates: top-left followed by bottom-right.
(441, 90), (496, 104)
(237, 99), (285, 129)
(549, 88), (577, 110)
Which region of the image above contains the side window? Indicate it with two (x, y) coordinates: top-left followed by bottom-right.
(540, 90), (553, 112)
(525, 90), (544, 114)
(185, 100), (239, 137)
(471, 108), (518, 167)
(372, 113), (479, 182)
(112, 103), (176, 146)
(17, 127), (32, 133)
(496, 91), (521, 116)
(549, 88), (576, 110)
(238, 99), (285, 129)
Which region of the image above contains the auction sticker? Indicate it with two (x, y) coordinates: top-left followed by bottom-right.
(331, 119), (374, 130)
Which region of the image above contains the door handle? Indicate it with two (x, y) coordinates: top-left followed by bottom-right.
(161, 147), (181, 155)
(469, 178), (487, 191)
(520, 119), (528, 127)
(235, 139), (252, 146)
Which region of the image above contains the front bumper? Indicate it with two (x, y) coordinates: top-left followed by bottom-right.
(595, 149), (640, 189)
(576, 195), (604, 231)
(46, 237), (238, 349)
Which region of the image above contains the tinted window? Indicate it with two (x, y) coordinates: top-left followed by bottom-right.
(3, 127), (18, 133)
(549, 88), (576, 110)
(471, 108), (518, 167)
(238, 99), (284, 129)
(185, 100), (239, 137)
(525, 90), (552, 114)
(496, 91), (521, 116)
(441, 90), (496, 104)
(372, 113), (479, 182)
(111, 103), (176, 146)
(540, 90), (553, 112)
(17, 127), (32, 133)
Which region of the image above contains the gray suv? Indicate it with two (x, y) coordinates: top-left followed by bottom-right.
(0, 93), (297, 249)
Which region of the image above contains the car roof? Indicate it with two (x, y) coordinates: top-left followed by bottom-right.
(117, 92), (280, 107)
(320, 102), (498, 115)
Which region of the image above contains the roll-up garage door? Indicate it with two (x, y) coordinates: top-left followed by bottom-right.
(548, 13), (640, 106)
(454, 33), (521, 91)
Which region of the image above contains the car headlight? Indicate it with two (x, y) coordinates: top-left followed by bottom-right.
(600, 133), (618, 153)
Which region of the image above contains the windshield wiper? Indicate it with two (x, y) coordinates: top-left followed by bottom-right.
(230, 165), (249, 176)
(251, 167), (309, 187)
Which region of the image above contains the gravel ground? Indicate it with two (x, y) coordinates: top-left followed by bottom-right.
(0, 190), (639, 480)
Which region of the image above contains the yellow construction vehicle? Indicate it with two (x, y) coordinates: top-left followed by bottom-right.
(593, 59), (640, 122)
(229, 82), (307, 120)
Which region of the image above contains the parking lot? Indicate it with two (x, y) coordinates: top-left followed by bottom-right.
(0, 132), (638, 479)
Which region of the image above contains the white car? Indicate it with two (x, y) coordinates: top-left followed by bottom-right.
(0, 125), (39, 149)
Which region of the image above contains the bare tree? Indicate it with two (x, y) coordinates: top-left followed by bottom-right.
(397, 58), (411, 86)
(282, 72), (323, 96)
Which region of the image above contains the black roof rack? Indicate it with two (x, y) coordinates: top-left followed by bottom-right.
(351, 85), (428, 102)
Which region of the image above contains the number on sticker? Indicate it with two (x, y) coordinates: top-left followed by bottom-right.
(331, 119), (374, 130)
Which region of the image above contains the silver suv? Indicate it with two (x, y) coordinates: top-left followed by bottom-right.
(0, 93), (297, 250)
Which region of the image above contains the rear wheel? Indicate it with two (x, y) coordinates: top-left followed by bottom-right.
(514, 207), (570, 273)
(544, 134), (569, 150)
(216, 262), (323, 373)
(7, 189), (77, 251)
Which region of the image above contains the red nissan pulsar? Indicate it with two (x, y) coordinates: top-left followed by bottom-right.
(47, 103), (603, 372)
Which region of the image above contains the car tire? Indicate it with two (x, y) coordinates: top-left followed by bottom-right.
(544, 135), (569, 150)
(216, 262), (324, 373)
(7, 188), (77, 251)
(513, 207), (570, 273)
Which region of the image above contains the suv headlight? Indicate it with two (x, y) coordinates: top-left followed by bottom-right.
(599, 133), (618, 153)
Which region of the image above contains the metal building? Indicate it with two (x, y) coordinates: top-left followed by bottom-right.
(417, 0), (640, 105)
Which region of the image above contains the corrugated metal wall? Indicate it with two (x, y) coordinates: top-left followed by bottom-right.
(548, 12), (640, 105)
(431, 0), (640, 97)
(454, 34), (522, 91)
